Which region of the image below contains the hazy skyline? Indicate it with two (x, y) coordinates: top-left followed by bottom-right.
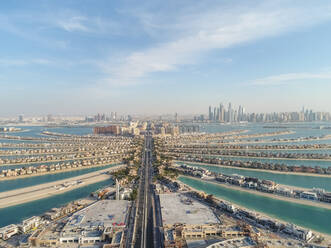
(1, 0), (331, 116)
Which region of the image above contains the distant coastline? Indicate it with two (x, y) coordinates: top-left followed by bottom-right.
(175, 160), (331, 178)
(0, 162), (122, 181)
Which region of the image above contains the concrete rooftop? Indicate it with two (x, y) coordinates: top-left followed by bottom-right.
(159, 193), (219, 225)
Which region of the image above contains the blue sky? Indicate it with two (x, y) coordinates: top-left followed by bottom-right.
(1, 0), (331, 116)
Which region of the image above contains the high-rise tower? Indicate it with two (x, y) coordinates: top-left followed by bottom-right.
(208, 106), (213, 121)
(228, 102), (233, 123)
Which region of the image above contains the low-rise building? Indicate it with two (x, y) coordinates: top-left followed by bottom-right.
(59, 200), (128, 246)
(282, 224), (313, 241)
(0, 224), (19, 240)
(300, 191), (318, 201)
(20, 216), (41, 233)
(320, 192), (331, 203)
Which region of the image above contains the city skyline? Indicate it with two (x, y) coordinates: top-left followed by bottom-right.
(206, 103), (331, 123)
(2, 2), (331, 246)
(1, 1), (331, 115)
(2, 104), (331, 123)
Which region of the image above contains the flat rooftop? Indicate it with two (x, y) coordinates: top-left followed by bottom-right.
(159, 193), (219, 225)
(62, 200), (129, 237)
(206, 237), (256, 248)
(186, 239), (222, 248)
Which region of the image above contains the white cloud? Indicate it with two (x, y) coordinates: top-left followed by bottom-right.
(53, 13), (122, 34)
(100, 1), (331, 86)
(250, 72), (331, 86)
(0, 58), (53, 66)
(0, 13), (69, 49)
(57, 16), (89, 32)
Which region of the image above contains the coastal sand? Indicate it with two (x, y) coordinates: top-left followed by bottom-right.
(169, 151), (331, 161)
(182, 175), (331, 210)
(0, 162), (122, 181)
(0, 165), (125, 208)
(175, 160), (331, 178)
(178, 176), (331, 239)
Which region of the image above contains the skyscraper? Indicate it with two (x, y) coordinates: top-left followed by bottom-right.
(228, 102), (233, 123)
(209, 106), (213, 121)
(18, 115), (24, 123)
(213, 107), (217, 121)
(219, 103), (224, 122)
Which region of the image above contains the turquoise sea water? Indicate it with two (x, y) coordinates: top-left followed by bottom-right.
(0, 179), (111, 228)
(177, 162), (331, 191)
(0, 160), (77, 171)
(0, 123), (330, 232)
(0, 163), (119, 193)
(47, 126), (92, 136)
(0, 126), (92, 138)
(0, 139), (45, 144)
(0, 126), (110, 228)
(243, 149), (331, 155)
(201, 122), (331, 145)
(187, 153), (331, 168)
(179, 176), (331, 235)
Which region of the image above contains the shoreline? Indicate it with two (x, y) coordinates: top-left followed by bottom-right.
(204, 136), (331, 145)
(194, 134), (331, 145)
(0, 154), (123, 167)
(167, 151), (331, 162)
(178, 176), (331, 238)
(174, 160), (331, 178)
(0, 149), (111, 157)
(182, 175), (331, 210)
(0, 129), (30, 134)
(222, 148), (331, 151)
(211, 130), (295, 140)
(181, 130), (295, 142)
(175, 147), (331, 151)
(0, 166), (122, 209)
(0, 162), (122, 181)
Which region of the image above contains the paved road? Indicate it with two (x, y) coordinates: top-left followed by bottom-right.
(132, 131), (161, 248)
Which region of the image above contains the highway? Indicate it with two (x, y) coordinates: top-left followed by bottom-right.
(131, 130), (162, 248)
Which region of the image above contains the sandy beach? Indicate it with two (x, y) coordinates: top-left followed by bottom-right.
(206, 135), (331, 145)
(0, 154), (121, 167)
(175, 160), (331, 178)
(169, 151), (331, 161)
(182, 175), (331, 210)
(177, 176), (331, 239)
(0, 162), (123, 181)
(0, 165), (125, 209)
(203, 147), (331, 151)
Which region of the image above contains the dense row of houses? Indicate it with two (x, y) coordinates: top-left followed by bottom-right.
(169, 143), (331, 150)
(218, 200), (314, 241)
(0, 143), (133, 156)
(0, 200), (89, 244)
(173, 155), (331, 174)
(0, 148), (133, 165)
(0, 156), (125, 178)
(184, 189), (315, 242)
(166, 147), (331, 160)
(176, 163), (331, 204)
